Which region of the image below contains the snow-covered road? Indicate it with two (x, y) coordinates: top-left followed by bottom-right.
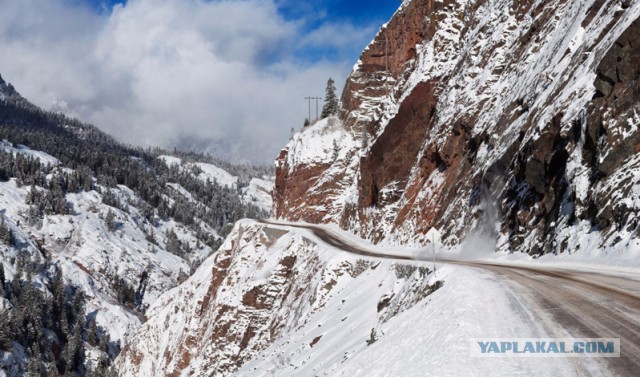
(258, 220), (640, 376)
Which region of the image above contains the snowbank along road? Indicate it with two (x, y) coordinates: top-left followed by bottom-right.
(259, 220), (640, 376)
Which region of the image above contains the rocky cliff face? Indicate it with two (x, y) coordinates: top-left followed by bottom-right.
(275, 0), (640, 255)
(115, 220), (440, 376)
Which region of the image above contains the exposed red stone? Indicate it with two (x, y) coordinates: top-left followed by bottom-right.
(274, 0), (640, 254)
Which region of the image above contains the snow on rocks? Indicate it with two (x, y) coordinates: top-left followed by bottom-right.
(275, 0), (640, 257)
(285, 117), (357, 170)
(115, 220), (443, 377)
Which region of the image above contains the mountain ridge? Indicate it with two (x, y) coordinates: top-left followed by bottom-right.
(0, 74), (273, 375)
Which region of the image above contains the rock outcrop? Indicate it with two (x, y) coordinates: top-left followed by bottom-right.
(115, 220), (440, 376)
(275, 0), (640, 255)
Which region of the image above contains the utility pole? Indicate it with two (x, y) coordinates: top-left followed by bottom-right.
(313, 96), (322, 121)
(304, 96), (312, 122)
(305, 96), (322, 122)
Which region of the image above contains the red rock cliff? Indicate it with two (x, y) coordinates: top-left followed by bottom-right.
(276, 0), (640, 255)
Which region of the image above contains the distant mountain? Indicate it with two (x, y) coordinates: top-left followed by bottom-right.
(0, 75), (273, 375)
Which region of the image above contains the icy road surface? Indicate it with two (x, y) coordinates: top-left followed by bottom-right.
(258, 220), (640, 376)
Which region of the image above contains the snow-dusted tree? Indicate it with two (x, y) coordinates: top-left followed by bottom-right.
(86, 316), (98, 347)
(105, 209), (116, 232)
(50, 266), (69, 341)
(9, 264), (23, 302)
(0, 310), (11, 350)
(114, 276), (135, 308)
(61, 321), (83, 374)
(27, 346), (43, 377)
(99, 332), (111, 354)
(0, 218), (12, 245)
(321, 78), (339, 118)
(0, 262), (4, 297)
(27, 205), (41, 227)
(165, 229), (182, 256)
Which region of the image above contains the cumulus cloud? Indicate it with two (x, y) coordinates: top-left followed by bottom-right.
(0, 0), (379, 163)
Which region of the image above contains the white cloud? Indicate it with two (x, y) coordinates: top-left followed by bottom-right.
(299, 22), (379, 52)
(0, 0), (378, 163)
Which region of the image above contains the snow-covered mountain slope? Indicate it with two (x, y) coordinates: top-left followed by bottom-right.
(0, 79), (272, 374)
(274, 0), (640, 257)
(159, 155), (238, 188)
(158, 154), (274, 212)
(0, 170), (214, 339)
(115, 220), (442, 376)
(240, 177), (274, 214)
(235, 263), (577, 377)
(0, 141), (60, 166)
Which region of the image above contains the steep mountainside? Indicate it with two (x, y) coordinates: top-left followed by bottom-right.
(275, 0), (640, 256)
(0, 78), (273, 376)
(116, 221), (441, 377)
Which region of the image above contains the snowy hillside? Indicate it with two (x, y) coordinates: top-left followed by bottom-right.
(158, 155), (238, 188)
(0, 159), (219, 373)
(158, 154), (273, 212)
(240, 178), (274, 214)
(0, 141), (60, 166)
(0, 79), (273, 375)
(115, 220), (442, 376)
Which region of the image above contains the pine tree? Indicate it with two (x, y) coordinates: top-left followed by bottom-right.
(0, 262), (4, 297)
(105, 209), (116, 232)
(87, 316), (98, 347)
(10, 264), (23, 302)
(62, 321), (83, 374)
(50, 266), (69, 342)
(145, 227), (156, 245)
(99, 332), (111, 355)
(0, 310), (11, 350)
(27, 346), (43, 377)
(0, 218), (12, 245)
(321, 78), (339, 118)
(165, 229), (181, 256)
(27, 205), (41, 227)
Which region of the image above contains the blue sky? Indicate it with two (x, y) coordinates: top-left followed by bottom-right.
(0, 0), (401, 163)
(80, 0), (400, 63)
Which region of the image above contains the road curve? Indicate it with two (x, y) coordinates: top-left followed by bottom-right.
(258, 220), (640, 376)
